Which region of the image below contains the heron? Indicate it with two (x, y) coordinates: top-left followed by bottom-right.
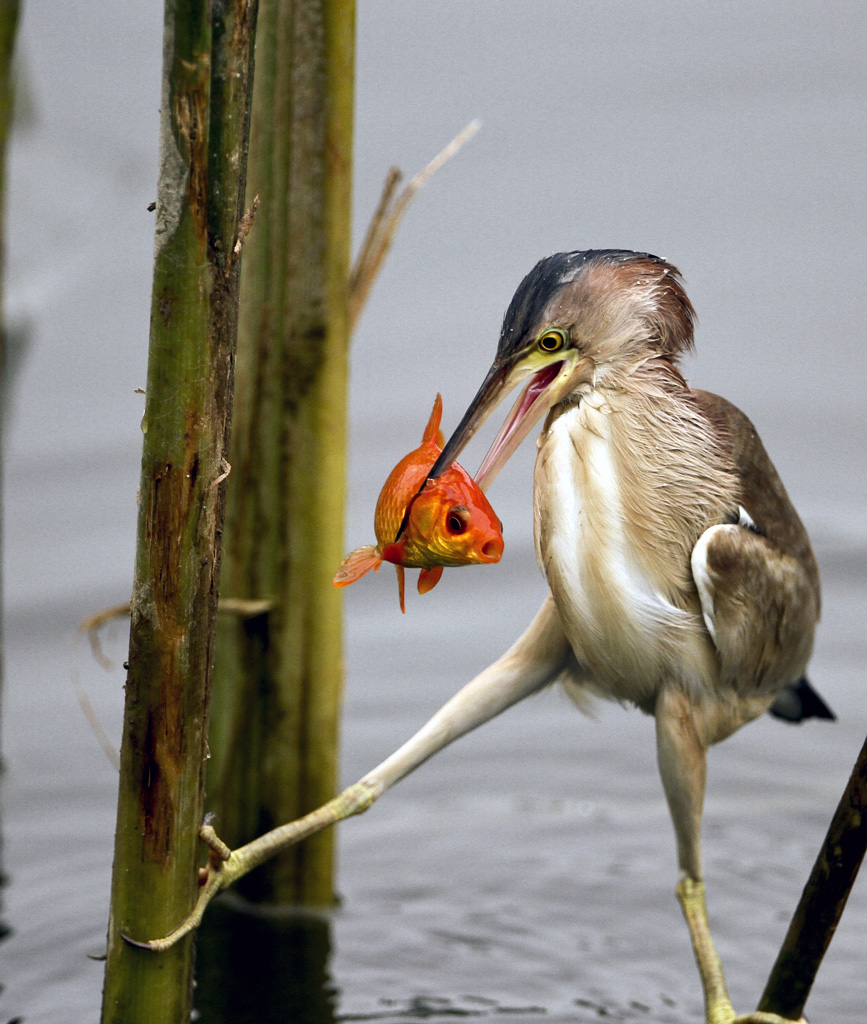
(157, 250), (832, 1021)
(412, 249), (831, 1022)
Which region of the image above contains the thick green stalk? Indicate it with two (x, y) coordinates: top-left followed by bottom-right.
(208, 0), (355, 906)
(101, 1), (257, 1020)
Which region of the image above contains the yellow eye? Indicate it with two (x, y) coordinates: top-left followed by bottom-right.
(538, 329), (567, 353)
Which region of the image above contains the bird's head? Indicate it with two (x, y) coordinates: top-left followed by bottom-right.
(427, 249), (695, 489)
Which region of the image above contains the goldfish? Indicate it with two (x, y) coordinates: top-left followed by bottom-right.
(333, 394), (504, 612)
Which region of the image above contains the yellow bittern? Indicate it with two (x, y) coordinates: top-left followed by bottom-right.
(416, 250), (831, 1022)
(354, 250), (830, 1023)
(154, 250), (833, 1021)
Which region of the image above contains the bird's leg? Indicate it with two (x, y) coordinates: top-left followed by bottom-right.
(655, 689), (807, 1024)
(655, 688), (734, 1024)
(131, 596), (571, 950)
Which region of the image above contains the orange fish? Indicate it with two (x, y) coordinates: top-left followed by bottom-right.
(333, 394), (504, 612)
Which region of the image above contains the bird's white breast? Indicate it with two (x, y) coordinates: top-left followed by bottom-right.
(534, 394), (714, 708)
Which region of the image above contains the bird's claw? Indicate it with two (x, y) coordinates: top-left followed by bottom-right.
(722, 1013), (808, 1024)
(120, 781), (383, 952)
(200, 819), (232, 867)
(121, 823), (239, 952)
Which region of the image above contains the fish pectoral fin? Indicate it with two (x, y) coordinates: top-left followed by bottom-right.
(396, 565), (406, 613)
(417, 566), (444, 595)
(332, 546), (381, 587)
(422, 393), (444, 445)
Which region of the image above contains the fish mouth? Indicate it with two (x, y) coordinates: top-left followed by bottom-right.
(479, 537), (504, 562)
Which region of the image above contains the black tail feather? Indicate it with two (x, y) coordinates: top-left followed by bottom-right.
(769, 677), (836, 724)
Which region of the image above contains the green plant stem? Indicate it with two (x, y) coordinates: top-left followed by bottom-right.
(100, 1), (257, 1020)
(207, 0), (355, 907)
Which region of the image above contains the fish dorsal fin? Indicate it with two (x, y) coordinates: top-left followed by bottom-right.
(332, 545), (381, 587)
(417, 566), (443, 595)
(421, 393), (445, 448)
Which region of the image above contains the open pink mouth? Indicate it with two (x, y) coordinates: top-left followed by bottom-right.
(475, 362), (563, 489)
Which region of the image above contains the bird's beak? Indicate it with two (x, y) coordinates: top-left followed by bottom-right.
(426, 362), (511, 483)
(428, 353), (585, 491)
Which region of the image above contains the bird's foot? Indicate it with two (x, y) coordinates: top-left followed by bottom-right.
(704, 997), (807, 1024)
(726, 1014), (807, 1024)
(676, 880), (808, 1024)
(121, 819), (240, 952)
(120, 780), (383, 951)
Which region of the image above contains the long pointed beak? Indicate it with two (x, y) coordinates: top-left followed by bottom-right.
(426, 361), (512, 481)
(473, 360), (564, 490)
(429, 355), (578, 491)
(391, 362), (514, 545)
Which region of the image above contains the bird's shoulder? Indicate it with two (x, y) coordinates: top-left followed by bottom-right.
(688, 391), (821, 697)
(690, 389), (817, 584)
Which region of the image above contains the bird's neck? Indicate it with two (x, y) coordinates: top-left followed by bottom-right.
(543, 361), (739, 587)
(533, 362), (738, 696)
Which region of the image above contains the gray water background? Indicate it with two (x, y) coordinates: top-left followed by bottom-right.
(1, 2), (866, 1021)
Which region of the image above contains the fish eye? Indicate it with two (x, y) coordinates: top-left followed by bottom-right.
(537, 328), (567, 353)
(446, 506), (469, 535)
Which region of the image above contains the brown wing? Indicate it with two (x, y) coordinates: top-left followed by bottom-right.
(690, 391), (821, 697)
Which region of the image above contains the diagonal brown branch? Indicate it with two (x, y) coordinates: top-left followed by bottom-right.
(348, 119), (480, 335)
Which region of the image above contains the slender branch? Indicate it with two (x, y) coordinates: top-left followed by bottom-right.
(348, 165), (401, 319)
(757, 732), (867, 1020)
(80, 603), (133, 669)
(348, 119), (480, 335)
(71, 668), (120, 771)
(233, 193), (260, 256)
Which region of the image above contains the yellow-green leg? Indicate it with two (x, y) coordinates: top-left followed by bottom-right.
(658, 691), (808, 1024)
(677, 876), (735, 1023)
(677, 877), (808, 1024)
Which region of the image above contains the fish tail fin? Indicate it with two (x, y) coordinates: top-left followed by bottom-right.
(417, 566), (444, 595)
(396, 564), (406, 613)
(421, 393), (445, 448)
(332, 545), (381, 587)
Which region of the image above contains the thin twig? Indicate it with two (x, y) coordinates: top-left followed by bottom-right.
(72, 667), (121, 771)
(349, 166), (401, 312)
(209, 457), (232, 489)
(233, 193), (260, 256)
(80, 603), (132, 670)
(348, 119), (480, 335)
(71, 606), (132, 771)
(217, 597), (275, 617)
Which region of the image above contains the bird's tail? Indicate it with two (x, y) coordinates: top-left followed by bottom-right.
(768, 677), (836, 723)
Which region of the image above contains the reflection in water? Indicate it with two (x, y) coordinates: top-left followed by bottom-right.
(195, 895), (337, 1024)
(0, 773), (11, 947)
(337, 996), (547, 1021)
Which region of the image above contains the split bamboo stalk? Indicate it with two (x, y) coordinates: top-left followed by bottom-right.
(206, 0), (355, 907)
(100, 0), (258, 1020)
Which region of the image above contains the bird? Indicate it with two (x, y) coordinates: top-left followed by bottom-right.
(153, 250), (832, 1021)
(414, 249), (830, 1023)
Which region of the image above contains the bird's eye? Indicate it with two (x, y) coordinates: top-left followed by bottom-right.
(538, 329), (567, 353)
(446, 507), (469, 535)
